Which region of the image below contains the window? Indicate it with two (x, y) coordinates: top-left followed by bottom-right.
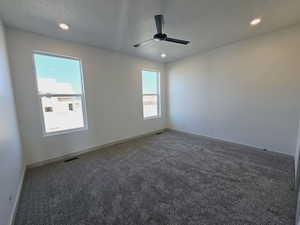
(142, 70), (160, 119)
(33, 52), (87, 135)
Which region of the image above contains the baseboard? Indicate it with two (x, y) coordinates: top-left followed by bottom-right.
(9, 167), (26, 225)
(27, 129), (166, 168)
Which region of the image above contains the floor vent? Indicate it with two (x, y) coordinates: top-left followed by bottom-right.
(64, 157), (79, 163)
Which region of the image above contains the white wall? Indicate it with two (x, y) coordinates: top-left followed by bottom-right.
(167, 25), (300, 156)
(6, 28), (167, 165)
(0, 21), (24, 224)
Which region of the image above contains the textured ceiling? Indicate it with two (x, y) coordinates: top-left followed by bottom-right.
(0, 0), (300, 62)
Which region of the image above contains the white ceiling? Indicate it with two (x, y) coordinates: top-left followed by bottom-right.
(0, 0), (300, 63)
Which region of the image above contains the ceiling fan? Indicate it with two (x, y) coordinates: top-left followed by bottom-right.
(133, 14), (190, 48)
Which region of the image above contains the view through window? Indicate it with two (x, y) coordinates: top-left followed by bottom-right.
(33, 53), (87, 134)
(142, 70), (160, 119)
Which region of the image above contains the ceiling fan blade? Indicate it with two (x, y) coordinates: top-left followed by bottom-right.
(155, 14), (164, 34)
(165, 37), (190, 45)
(133, 39), (154, 48)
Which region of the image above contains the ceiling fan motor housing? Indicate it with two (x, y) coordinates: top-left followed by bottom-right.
(154, 33), (167, 41)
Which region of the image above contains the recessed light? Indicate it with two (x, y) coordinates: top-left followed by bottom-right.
(250, 18), (262, 26)
(161, 53), (167, 58)
(59, 23), (70, 30)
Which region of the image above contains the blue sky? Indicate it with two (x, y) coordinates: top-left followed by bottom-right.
(33, 53), (82, 94)
(142, 70), (158, 94)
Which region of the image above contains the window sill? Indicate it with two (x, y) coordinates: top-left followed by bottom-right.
(143, 116), (161, 120)
(43, 127), (88, 137)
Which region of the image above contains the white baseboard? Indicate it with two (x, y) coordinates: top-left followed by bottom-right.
(27, 129), (166, 168)
(9, 167), (26, 225)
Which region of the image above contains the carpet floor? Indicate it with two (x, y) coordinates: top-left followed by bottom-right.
(15, 131), (296, 225)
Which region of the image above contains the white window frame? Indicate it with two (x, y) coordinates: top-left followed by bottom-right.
(141, 69), (161, 120)
(32, 51), (88, 136)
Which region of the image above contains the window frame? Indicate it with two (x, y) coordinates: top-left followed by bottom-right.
(141, 69), (161, 120)
(32, 51), (88, 137)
